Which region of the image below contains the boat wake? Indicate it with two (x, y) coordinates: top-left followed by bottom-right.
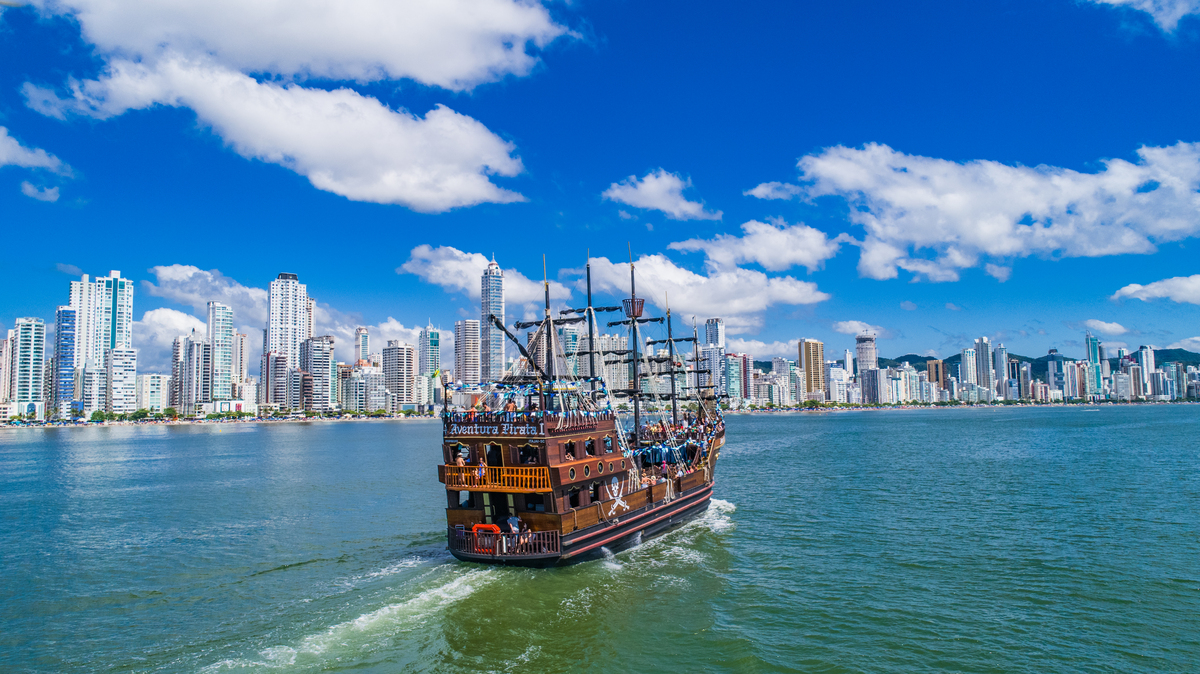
(202, 566), (495, 671)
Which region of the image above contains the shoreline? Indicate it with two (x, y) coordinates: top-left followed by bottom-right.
(0, 415), (441, 430)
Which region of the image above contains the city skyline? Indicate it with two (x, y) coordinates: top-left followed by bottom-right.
(4, 2), (1200, 367)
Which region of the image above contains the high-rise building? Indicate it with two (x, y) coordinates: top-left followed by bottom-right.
(0, 333), (10, 403)
(230, 332), (250, 399)
(74, 363), (106, 418)
(844, 349), (854, 376)
(383, 340), (418, 407)
(1135, 346), (1155, 393)
(53, 306), (76, 416)
(354, 327), (370, 363)
(992, 344), (1008, 400)
(136, 373), (170, 412)
(175, 330), (211, 416)
(419, 324), (441, 376)
(68, 274), (101, 370)
(974, 337), (994, 400)
(704, 318), (726, 349)
(265, 273), (310, 403)
(724, 355), (744, 402)
(855, 333), (878, 372)
(698, 344), (726, 393)
(960, 348), (978, 385)
(10, 318), (45, 404)
(454, 319), (481, 384)
(480, 259), (505, 380)
(300, 335), (336, 411)
(927, 360), (947, 389)
(799, 338), (825, 397)
(105, 347), (138, 414)
(96, 271), (134, 366)
(207, 302), (234, 401)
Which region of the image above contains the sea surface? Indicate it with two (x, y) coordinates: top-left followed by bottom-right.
(2, 407), (1199, 673)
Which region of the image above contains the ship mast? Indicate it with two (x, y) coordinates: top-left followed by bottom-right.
(585, 252), (598, 396)
(627, 254), (642, 449)
(665, 295), (678, 426)
(543, 255), (556, 412)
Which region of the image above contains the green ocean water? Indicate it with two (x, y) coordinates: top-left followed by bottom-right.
(2, 407), (1199, 672)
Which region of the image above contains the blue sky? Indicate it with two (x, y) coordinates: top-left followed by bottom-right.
(3, 0), (1200, 373)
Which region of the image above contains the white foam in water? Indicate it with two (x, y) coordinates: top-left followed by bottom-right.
(352, 556), (425, 582)
(600, 546), (623, 571)
(203, 567), (495, 671)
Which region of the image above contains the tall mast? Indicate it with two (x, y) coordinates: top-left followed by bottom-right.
(627, 250), (641, 449)
(543, 255), (556, 411)
(585, 252), (597, 396)
(666, 294), (678, 425)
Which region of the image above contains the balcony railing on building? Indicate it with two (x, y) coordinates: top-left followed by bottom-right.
(441, 465), (553, 492)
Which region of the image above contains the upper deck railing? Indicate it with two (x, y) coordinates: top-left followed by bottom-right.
(443, 465), (553, 492)
(442, 410), (614, 437)
(448, 527), (561, 558)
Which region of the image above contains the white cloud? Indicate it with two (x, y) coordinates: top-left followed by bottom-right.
(0, 126), (68, 173)
(900, 301), (917, 310)
(726, 337), (799, 359)
(30, 0), (567, 91)
(132, 307), (206, 373)
(776, 142), (1200, 282)
(945, 302), (962, 311)
(23, 0), (569, 211)
(1083, 319), (1128, 335)
(668, 219), (844, 272)
(584, 255), (829, 333)
(144, 264), (270, 326)
(602, 169), (722, 221)
(1086, 0), (1200, 30)
(20, 181), (59, 202)
(27, 58), (524, 212)
(1112, 274), (1200, 304)
(399, 244), (572, 308)
(1167, 336), (1200, 351)
(1102, 340), (1129, 351)
(984, 263), (1011, 282)
(743, 181), (803, 200)
(832, 320), (888, 338)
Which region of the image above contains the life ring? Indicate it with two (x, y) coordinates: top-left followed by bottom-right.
(472, 523), (501, 533)
(471, 523), (501, 553)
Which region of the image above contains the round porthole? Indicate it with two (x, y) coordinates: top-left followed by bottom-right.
(569, 467), (576, 480)
(584, 465), (591, 477)
(621, 460), (626, 470)
(609, 462), (614, 472)
(597, 461), (604, 474)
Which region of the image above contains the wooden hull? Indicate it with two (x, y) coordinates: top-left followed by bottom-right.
(448, 479), (715, 567)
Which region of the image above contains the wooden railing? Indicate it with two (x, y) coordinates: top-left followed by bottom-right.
(448, 527), (561, 557)
(443, 465), (552, 492)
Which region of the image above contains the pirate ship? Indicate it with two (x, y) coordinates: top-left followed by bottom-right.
(437, 257), (725, 566)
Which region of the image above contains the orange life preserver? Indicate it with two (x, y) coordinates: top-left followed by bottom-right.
(471, 523), (501, 554)
(472, 523), (501, 533)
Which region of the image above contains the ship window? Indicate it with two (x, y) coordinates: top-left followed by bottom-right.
(603, 436), (613, 453)
(590, 482), (601, 502)
(584, 439), (597, 456)
(568, 488), (581, 509)
(563, 441), (576, 461)
(459, 491), (475, 509)
(450, 443), (470, 462)
(518, 445), (539, 465)
(597, 461), (604, 474)
(486, 444), (502, 466)
(524, 494), (545, 512)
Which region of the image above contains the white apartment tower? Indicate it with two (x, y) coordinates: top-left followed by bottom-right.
(480, 259), (505, 380)
(207, 302), (234, 401)
(383, 340), (418, 407)
(300, 335), (337, 411)
(705, 318), (726, 349)
(10, 318), (46, 404)
(454, 319), (481, 385)
(97, 271), (134, 366)
(105, 347), (138, 414)
(230, 332), (249, 399)
(136, 373), (170, 413)
(68, 274), (101, 370)
(960, 348), (978, 385)
(855, 333), (878, 372)
(974, 336), (994, 400)
(354, 327), (370, 363)
(265, 273), (310, 404)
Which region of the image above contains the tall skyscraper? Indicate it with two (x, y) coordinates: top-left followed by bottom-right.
(844, 349), (854, 376)
(174, 330), (211, 416)
(0, 332), (10, 403)
(300, 335), (336, 411)
(855, 333), (878, 372)
(480, 259), (505, 380)
(704, 318), (726, 349)
(960, 348), (978, 385)
(265, 273), (310, 403)
(992, 343), (1008, 400)
(383, 340), (418, 407)
(974, 336), (993, 399)
(927, 360), (947, 388)
(799, 338), (826, 396)
(454, 320), (481, 384)
(10, 318), (45, 404)
(354, 327), (370, 363)
(68, 274), (100, 370)
(105, 347), (138, 414)
(1136, 345), (1155, 393)
(96, 271), (134, 366)
(231, 332), (249, 399)
(419, 324), (440, 376)
(207, 302), (234, 401)
(53, 306), (76, 416)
